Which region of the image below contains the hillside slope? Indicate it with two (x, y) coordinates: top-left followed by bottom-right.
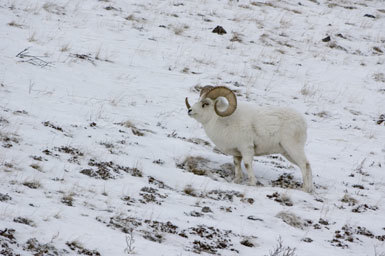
(0, 0), (384, 255)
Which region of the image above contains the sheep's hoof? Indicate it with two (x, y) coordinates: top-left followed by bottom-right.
(248, 179), (258, 186)
(233, 177), (243, 184)
(303, 185), (314, 194)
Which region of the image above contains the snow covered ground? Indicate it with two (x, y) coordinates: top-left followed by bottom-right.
(0, 0), (384, 255)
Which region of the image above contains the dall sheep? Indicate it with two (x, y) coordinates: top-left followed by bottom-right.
(185, 86), (313, 193)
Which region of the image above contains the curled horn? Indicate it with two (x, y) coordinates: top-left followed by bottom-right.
(203, 86), (237, 117)
(200, 85), (214, 98)
(185, 97), (191, 109)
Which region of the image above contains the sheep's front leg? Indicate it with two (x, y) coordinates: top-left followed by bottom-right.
(233, 156), (243, 183)
(242, 152), (257, 186)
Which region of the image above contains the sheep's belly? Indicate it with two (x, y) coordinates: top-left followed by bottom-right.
(216, 143), (283, 157)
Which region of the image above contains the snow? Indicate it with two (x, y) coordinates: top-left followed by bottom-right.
(0, 0), (384, 255)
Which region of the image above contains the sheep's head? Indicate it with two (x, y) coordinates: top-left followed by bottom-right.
(185, 86), (237, 124)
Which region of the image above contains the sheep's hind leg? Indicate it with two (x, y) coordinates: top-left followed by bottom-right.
(281, 143), (313, 193)
(233, 156), (243, 184)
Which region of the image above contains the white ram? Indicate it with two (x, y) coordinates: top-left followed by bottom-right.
(185, 86), (313, 193)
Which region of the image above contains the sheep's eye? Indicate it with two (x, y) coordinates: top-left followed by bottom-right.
(202, 102), (209, 108)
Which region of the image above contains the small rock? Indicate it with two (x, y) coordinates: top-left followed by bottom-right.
(240, 239), (254, 247)
(201, 206), (212, 213)
(377, 114), (385, 125)
(322, 36), (331, 42)
(247, 216), (263, 221)
(302, 237), (313, 243)
(212, 26), (227, 35)
(364, 14), (375, 18)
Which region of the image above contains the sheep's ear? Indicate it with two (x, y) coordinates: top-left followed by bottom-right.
(215, 97), (229, 112)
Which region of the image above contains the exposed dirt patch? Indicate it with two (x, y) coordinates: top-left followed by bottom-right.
(276, 211), (310, 230)
(240, 238), (254, 247)
(341, 194), (358, 206)
(22, 181), (41, 189)
(115, 121), (153, 136)
(80, 159), (142, 179)
(266, 192), (293, 206)
(139, 186), (167, 205)
(13, 217), (35, 227)
(301, 237), (313, 243)
(186, 225), (237, 254)
(61, 194), (74, 206)
(66, 241), (100, 256)
(177, 156), (212, 176)
(99, 214), (242, 254)
(142, 231), (163, 243)
(55, 146), (84, 164)
(121, 195), (136, 206)
(70, 53), (96, 65)
(0, 132), (19, 148)
(43, 3), (66, 15)
(42, 149), (59, 157)
(42, 121), (64, 132)
(272, 173), (302, 189)
(167, 131), (211, 147)
(373, 73), (385, 83)
(0, 229), (16, 241)
(152, 159), (165, 165)
(144, 220), (178, 234)
(148, 176), (172, 190)
(206, 189), (244, 202)
(0, 116), (9, 126)
(331, 224), (385, 248)
(352, 204), (378, 213)
(188, 211), (204, 217)
(24, 238), (66, 255)
(102, 215), (142, 234)
(177, 156), (234, 181)
(0, 193), (12, 202)
(186, 137), (211, 147)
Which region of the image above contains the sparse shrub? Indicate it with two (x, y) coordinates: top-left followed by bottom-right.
(230, 32), (243, 43)
(183, 184), (198, 197)
(43, 2), (66, 15)
(8, 21), (23, 28)
(30, 163), (42, 171)
(300, 84), (316, 97)
(373, 73), (385, 83)
(124, 228), (135, 254)
(14, 217), (35, 227)
(240, 238), (254, 247)
(341, 193), (357, 206)
(61, 194), (74, 206)
(173, 24), (189, 35)
(66, 240), (101, 256)
(60, 43), (70, 52)
(276, 211), (305, 229)
(265, 236), (296, 256)
(25, 238), (63, 255)
(28, 32), (37, 42)
(267, 192), (293, 206)
(0, 193), (12, 202)
(23, 180), (41, 189)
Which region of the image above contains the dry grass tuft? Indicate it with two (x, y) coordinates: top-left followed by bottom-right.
(276, 211), (305, 229)
(8, 21), (23, 28)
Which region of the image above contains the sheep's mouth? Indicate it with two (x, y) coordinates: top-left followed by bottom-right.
(187, 110), (197, 117)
